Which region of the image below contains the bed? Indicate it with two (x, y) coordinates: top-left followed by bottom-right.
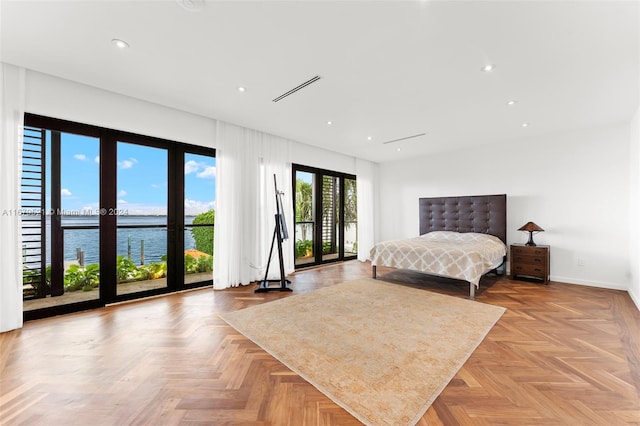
(370, 194), (507, 299)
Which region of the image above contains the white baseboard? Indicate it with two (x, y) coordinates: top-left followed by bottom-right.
(549, 275), (628, 291)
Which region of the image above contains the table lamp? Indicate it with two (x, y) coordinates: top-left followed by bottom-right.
(518, 221), (544, 246)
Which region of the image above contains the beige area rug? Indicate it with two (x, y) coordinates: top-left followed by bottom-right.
(220, 278), (505, 426)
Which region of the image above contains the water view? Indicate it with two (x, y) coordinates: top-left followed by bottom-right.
(30, 215), (201, 265)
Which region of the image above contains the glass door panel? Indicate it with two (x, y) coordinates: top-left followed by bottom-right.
(116, 142), (168, 296)
(23, 130), (102, 311)
(321, 175), (341, 262)
(344, 178), (358, 257)
(60, 132), (101, 302)
(183, 153), (215, 285)
(294, 171), (315, 266)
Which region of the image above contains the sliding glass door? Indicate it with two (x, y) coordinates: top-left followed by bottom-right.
(183, 151), (215, 287)
(58, 132), (102, 302)
(115, 141), (169, 296)
(293, 165), (357, 268)
(21, 127), (103, 312)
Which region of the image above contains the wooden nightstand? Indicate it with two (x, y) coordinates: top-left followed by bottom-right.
(510, 244), (550, 284)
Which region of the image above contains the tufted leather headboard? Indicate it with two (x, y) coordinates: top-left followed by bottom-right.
(419, 194), (507, 244)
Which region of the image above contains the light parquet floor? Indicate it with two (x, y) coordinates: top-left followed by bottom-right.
(1, 260), (639, 425)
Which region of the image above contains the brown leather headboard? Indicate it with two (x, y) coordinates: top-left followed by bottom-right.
(419, 194), (507, 244)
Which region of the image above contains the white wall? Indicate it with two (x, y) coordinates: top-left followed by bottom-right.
(378, 123), (632, 291)
(291, 142), (357, 175)
(630, 108), (640, 307)
(25, 70), (216, 148)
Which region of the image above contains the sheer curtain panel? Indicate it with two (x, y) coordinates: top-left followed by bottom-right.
(259, 132), (294, 277)
(0, 63), (25, 332)
(356, 158), (377, 262)
(213, 122), (293, 289)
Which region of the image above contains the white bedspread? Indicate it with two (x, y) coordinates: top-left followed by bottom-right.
(369, 231), (506, 286)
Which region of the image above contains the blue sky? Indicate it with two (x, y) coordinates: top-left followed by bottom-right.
(54, 133), (215, 216)
(297, 170), (313, 184)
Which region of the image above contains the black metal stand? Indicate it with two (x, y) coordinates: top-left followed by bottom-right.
(255, 213), (292, 293)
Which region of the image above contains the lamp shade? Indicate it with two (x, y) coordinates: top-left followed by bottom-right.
(518, 221), (544, 246)
(518, 221), (544, 232)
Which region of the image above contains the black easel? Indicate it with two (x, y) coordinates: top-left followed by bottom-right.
(256, 175), (292, 293)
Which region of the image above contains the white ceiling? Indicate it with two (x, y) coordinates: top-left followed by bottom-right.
(1, 0), (638, 163)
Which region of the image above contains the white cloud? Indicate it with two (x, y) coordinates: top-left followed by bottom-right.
(94, 156), (100, 163)
(185, 160), (216, 179)
(61, 188), (72, 196)
(118, 190), (127, 197)
(184, 198), (216, 216)
(184, 160), (200, 174)
(117, 199), (128, 204)
(197, 166), (216, 179)
(74, 154), (86, 161)
(118, 158), (138, 169)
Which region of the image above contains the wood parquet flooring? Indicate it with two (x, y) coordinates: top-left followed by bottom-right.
(1, 260), (639, 425)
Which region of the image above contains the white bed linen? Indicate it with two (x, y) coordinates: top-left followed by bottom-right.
(369, 231), (506, 287)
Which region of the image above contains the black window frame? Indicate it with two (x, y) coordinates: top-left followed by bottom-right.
(292, 163), (357, 269)
(22, 113), (215, 320)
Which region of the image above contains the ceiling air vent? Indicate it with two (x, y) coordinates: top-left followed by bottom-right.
(272, 76), (321, 103)
(382, 133), (426, 144)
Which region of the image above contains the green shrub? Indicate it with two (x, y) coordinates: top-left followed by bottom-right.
(184, 254), (197, 273)
(197, 255), (213, 272)
(116, 255), (139, 282)
(322, 241), (333, 255)
(64, 263), (100, 292)
(184, 253), (212, 274)
(191, 210), (215, 255)
(295, 239), (313, 258)
(138, 261), (167, 280)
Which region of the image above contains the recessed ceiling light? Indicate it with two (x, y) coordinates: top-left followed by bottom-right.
(111, 39), (129, 49)
(367, 136), (372, 141)
(521, 122), (529, 128)
(237, 86), (246, 93)
(176, 0), (205, 12)
(507, 100), (516, 106)
(482, 64), (495, 72)
(327, 121), (332, 126)
(397, 148), (401, 152)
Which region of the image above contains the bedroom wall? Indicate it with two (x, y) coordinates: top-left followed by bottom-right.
(25, 70), (216, 148)
(378, 123), (632, 291)
(291, 143), (357, 175)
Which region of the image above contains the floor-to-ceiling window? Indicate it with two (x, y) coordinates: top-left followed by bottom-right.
(292, 164), (357, 268)
(21, 114), (215, 320)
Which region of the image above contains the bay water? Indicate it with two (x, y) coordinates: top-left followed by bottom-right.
(30, 215), (201, 266)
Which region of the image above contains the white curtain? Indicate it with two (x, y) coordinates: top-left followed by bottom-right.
(0, 63), (25, 333)
(356, 158), (377, 262)
(213, 122), (293, 289)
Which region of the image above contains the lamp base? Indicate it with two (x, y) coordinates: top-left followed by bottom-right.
(525, 231), (536, 246)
